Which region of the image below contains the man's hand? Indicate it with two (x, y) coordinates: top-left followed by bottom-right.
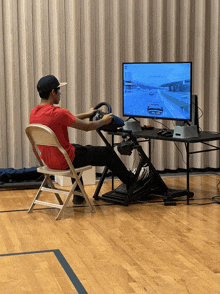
(87, 108), (97, 117)
(102, 113), (113, 125)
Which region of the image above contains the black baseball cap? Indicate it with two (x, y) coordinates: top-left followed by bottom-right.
(37, 75), (67, 93)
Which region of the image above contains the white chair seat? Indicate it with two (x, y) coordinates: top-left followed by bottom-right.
(37, 165), (92, 177)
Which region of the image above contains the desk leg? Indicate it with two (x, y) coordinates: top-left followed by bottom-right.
(186, 143), (192, 205)
(149, 139), (151, 163)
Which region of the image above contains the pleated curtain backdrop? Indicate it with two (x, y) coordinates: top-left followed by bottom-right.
(0, 0), (220, 172)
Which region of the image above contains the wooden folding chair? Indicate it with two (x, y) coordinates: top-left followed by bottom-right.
(25, 124), (95, 220)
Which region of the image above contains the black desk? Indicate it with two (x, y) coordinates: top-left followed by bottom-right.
(94, 128), (220, 205)
(132, 129), (220, 204)
(133, 128), (220, 143)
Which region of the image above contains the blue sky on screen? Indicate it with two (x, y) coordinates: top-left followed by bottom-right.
(124, 63), (191, 87)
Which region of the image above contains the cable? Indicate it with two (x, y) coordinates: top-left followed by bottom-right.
(152, 119), (170, 130)
(152, 118), (187, 165)
(198, 105), (203, 120)
(175, 142), (186, 165)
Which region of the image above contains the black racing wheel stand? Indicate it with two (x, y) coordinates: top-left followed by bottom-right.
(93, 128), (193, 206)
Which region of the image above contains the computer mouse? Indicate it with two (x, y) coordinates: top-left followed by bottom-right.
(163, 131), (172, 137)
(157, 129), (167, 135)
(160, 130), (168, 135)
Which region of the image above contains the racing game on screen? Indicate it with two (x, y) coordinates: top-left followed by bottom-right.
(123, 62), (192, 120)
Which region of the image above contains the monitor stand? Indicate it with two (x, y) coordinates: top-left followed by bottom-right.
(123, 117), (142, 132)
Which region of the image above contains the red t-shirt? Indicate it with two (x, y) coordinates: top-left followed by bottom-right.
(29, 104), (75, 169)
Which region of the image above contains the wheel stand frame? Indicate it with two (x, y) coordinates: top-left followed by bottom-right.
(93, 129), (193, 206)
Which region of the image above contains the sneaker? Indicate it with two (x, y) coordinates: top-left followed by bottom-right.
(72, 195), (85, 204)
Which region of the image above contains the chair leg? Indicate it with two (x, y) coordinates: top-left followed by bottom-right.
(55, 190), (74, 220)
(28, 173), (95, 220)
(46, 175), (63, 205)
(55, 179), (95, 220)
(54, 181), (78, 220)
(28, 177), (47, 213)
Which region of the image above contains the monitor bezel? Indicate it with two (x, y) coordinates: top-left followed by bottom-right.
(122, 62), (192, 121)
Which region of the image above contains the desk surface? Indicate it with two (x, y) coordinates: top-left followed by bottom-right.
(123, 129), (220, 143)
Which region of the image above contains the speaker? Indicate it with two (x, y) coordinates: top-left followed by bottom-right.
(173, 125), (199, 138)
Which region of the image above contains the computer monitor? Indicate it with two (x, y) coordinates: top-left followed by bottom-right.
(123, 62), (192, 121)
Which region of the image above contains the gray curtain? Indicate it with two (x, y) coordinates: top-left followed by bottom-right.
(1, 0), (220, 172)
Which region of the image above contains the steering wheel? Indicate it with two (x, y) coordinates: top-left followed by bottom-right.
(89, 102), (112, 121)
(89, 102), (124, 132)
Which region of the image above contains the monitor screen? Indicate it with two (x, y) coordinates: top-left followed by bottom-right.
(123, 62), (192, 121)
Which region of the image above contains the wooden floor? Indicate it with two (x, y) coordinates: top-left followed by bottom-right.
(1, 174), (220, 293)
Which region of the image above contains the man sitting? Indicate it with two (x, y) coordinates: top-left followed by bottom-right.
(29, 75), (133, 203)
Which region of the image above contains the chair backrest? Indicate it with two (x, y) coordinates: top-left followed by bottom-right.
(26, 124), (61, 147)
(25, 124), (75, 173)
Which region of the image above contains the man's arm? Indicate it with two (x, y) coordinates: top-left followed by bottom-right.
(75, 108), (96, 120)
(71, 113), (113, 132)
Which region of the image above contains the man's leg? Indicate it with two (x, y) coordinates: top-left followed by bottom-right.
(72, 144), (131, 184)
(71, 144), (132, 203)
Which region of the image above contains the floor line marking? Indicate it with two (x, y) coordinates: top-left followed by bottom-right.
(0, 249), (88, 293)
